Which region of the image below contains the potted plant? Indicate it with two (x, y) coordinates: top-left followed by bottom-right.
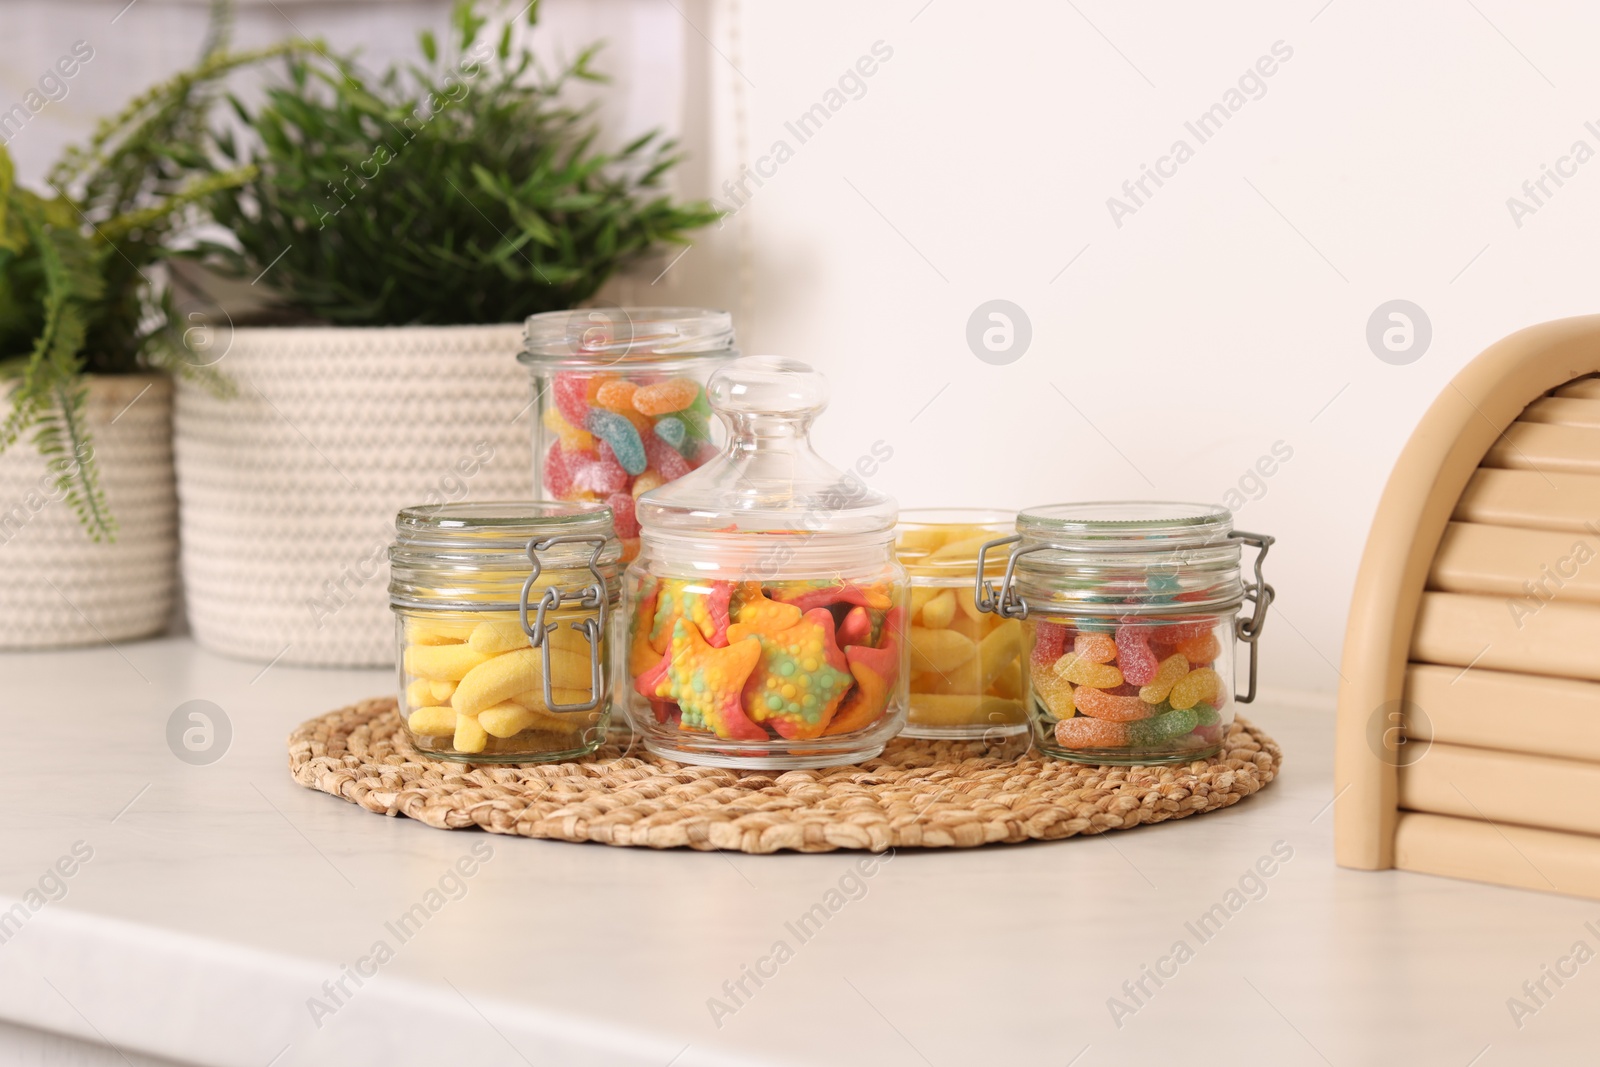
(0, 16), (295, 650)
(178, 0), (720, 667)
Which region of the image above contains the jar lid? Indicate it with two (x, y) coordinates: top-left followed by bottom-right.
(1009, 501), (1243, 617)
(518, 307), (736, 369)
(389, 501), (620, 610)
(636, 356), (898, 543)
(1017, 501), (1234, 550)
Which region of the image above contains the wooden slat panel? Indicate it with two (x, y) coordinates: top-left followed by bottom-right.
(1454, 468), (1600, 532)
(1555, 377), (1600, 400)
(1429, 522), (1600, 603)
(1400, 742), (1600, 836)
(1522, 396), (1600, 428)
(1406, 662), (1600, 761)
(1411, 591), (1600, 681)
(1395, 812), (1600, 900)
(1484, 422), (1600, 474)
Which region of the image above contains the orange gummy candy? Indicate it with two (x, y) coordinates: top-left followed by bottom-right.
(1176, 632), (1221, 664)
(595, 379), (640, 414)
(1055, 716), (1128, 749)
(633, 378), (699, 416)
(1073, 685), (1154, 722)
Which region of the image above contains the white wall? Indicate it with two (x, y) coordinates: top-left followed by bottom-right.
(12, 0), (1597, 698)
(657, 0), (1600, 699)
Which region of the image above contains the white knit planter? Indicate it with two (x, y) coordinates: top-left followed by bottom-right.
(173, 325), (533, 667)
(0, 374), (177, 649)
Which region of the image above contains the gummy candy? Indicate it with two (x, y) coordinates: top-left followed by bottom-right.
(585, 409), (648, 476)
(1138, 653), (1189, 704)
(1055, 716), (1128, 749)
(542, 405), (595, 453)
(1176, 631), (1220, 664)
(778, 581), (894, 613)
(1073, 632), (1117, 664)
(653, 618), (765, 740)
(826, 608), (904, 735)
(837, 605), (872, 647)
(605, 491), (639, 539)
(726, 583), (803, 643)
(1073, 685), (1153, 722)
(742, 608), (853, 739)
(595, 379), (639, 414)
(1126, 707), (1200, 746)
(633, 377), (700, 416)
(649, 578), (733, 651)
(1031, 620), (1069, 669)
(1190, 702), (1220, 727)
(644, 434), (691, 480)
(654, 415), (688, 453)
(631, 469), (665, 497)
(1169, 667), (1221, 710)
(571, 455), (628, 496)
(1054, 652), (1123, 689)
(1115, 624), (1158, 686)
(1030, 661), (1076, 718)
(543, 441), (574, 497)
(552, 371), (594, 428)
(1157, 617), (1214, 643)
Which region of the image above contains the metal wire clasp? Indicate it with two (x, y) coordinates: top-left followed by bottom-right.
(517, 534), (609, 713)
(1231, 530), (1276, 705)
(974, 534), (1025, 618)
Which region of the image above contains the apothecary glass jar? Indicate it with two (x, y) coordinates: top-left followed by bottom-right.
(389, 501), (621, 763)
(621, 356), (909, 769)
(976, 502), (1273, 765)
(519, 308), (738, 559)
(896, 508), (1027, 740)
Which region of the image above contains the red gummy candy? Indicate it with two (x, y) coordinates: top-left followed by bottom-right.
(1115, 624), (1159, 685)
(606, 491), (639, 538)
(573, 456), (628, 495)
(552, 372), (594, 429)
(1031, 621), (1069, 669)
(644, 435), (691, 480)
(543, 441), (573, 497)
(692, 443), (719, 467)
(1158, 617), (1215, 642)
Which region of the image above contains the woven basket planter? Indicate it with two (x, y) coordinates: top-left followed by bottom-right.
(0, 374), (177, 649)
(173, 325), (532, 667)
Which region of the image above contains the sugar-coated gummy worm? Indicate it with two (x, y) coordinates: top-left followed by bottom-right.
(1055, 652), (1123, 689)
(1073, 632), (1117, 664)
(1055, 716), (1128, 749)
(1169, 666), (1222, 710)
(1114, 624), (1159, 686)
(1073, 685), (1154, 722)
(1138, 653), (1189, 704)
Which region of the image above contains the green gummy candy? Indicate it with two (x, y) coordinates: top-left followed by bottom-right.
(1129, 707), (1199, 746)
(1191, 703), (1220, 727)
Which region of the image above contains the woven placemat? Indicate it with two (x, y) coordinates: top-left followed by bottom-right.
(288, 699), (1281, 853)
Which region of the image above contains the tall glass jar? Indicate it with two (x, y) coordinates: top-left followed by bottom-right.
(389, 501), (621, 763)
(519, 308), (738, 560)
(621, 356), (908, 769)
(896, 508), (1027, 742)
(976, 502), (1274, 765)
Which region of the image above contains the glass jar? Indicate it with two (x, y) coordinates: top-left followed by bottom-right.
(976, 502), (1274, 765)
(896, 508), (1028, 742)
(388, 501), (621, 763)
(518, 307), (738, 560)
(620, 356), (908, 769)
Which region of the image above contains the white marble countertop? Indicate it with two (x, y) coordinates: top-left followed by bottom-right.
(0, 637), (1592, 1066)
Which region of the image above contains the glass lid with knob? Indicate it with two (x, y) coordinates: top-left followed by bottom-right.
(635, 355), (898, 541)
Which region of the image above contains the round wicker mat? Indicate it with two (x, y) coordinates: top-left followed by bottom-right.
(288, 699), (1282, 853)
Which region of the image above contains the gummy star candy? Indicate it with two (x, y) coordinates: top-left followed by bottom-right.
(836, 605), (871, 647)
(726, 582), (803, 643)
(651, 618), (765, 740)
(649, 578), (733, 652)
(777, 580), (894, 613)
(825, 608), (904, 736)
(742, 608), (853, 739)
(629, 585), (663, 676)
